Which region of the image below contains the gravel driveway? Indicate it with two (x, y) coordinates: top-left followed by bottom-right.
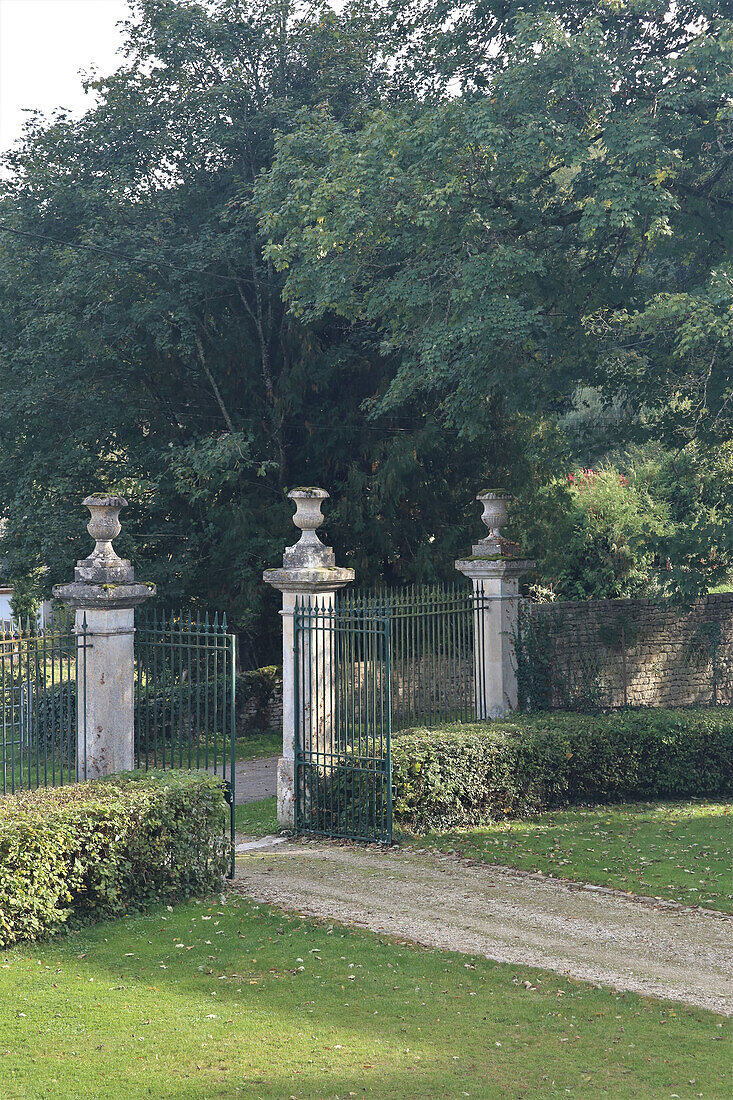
(232, 837), (733, 1015)
(231, 755), (278, 803)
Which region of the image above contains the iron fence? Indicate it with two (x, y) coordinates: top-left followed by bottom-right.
(1, 618), (87, 795)
(341, 582), (486, 731)
(293, 581), (488, 842)
(134, 609), (236, 867)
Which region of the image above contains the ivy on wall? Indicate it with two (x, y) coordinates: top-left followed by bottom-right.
(514, 598), (730, 712)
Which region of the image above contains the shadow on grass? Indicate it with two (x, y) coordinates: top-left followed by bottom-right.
(1, 895), (729, 1100)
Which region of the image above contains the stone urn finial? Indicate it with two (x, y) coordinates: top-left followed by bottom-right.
(475, 490), (511, 555)
(53, 494), (156, 610)
(75, 495), (134, 583)
(283, 488), (334, 567)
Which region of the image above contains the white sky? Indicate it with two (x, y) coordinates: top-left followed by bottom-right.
(0, 0), (130, 152)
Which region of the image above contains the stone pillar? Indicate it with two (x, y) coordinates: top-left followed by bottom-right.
(263, 489), (354, 828)
(455, 492), (534, 719)
(53, 496), (156, 780)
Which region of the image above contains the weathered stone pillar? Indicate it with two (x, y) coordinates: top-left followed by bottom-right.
(455, 492), (534, 719)
(53, 496), (156, 780)
(263, 489), (354, 828)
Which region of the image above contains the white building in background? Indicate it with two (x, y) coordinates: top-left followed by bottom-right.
(0, 584), (50, 631)
(0, 584), (13, 624)
(0, 520), (49, 628)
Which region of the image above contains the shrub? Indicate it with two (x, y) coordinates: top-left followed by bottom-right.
(391, 708), (733, 832)
(0, 771), (230, 948)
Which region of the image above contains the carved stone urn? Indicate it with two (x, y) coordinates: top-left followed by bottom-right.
(53, 495), (156, 609)
(474, 491), (511, 555)
(282, 488), (335, 568)
(74, 495), (134, 583)
(264, 485), (354, 594)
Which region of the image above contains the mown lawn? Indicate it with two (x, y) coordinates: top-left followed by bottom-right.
(235, 796), (277, 835)
(1, 895), (729, 1100)
(209, 729), (281, 763)
(235, 729), (281, 761)
(409, 801), (733, 912)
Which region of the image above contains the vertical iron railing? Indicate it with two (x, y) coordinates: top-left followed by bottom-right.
(340, 582), (485, 731)
(292, 581), (493, 843)
(294, 596), (392, 842)
(0, 615), (88, 795)
(134, 608), (236, 872)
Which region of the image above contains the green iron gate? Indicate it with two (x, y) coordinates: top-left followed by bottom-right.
(134, 609), (237, 871)
(293, 582), (489, 843)
(1, 616), (87, 795)
(294, 597), (392, 843)
(1, 610), (236, 876)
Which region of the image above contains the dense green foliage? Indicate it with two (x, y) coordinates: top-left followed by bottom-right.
(0, 1), (730, 642)
(262, 0), (733, 600)
(0, 770), (229, 947)
(0, 0), (510, 659)
(391, 709), (733, 830)
(517, 445), (733, 600)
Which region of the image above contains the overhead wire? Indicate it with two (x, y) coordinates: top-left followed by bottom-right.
(0, 221), (249, 286)
(0, 223), (472, 436)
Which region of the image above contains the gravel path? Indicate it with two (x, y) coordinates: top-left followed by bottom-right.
(232, 838), (733, 1015)
(232, 755), (278, 804)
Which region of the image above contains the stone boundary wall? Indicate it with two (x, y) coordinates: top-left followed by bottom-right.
(527, 593), (733, 709)
(236, 667), (283, 733)
(238, 593), (733, 730)
(238, 691), (283, 732)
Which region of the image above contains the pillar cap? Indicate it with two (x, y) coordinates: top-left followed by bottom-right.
(455, 556), (534, 581)
(263, 565), (354, 595)
(54, 494), (156, 610)
(52, 580), (157, 610)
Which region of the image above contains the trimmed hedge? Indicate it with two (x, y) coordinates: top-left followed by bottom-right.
(0, 771), (230, 948)
(392, 708), (733, 832)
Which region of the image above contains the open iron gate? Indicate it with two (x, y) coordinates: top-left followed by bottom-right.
(134, 609), (237, 873)
(294, 597), (392, 843)
(292, 582), (492, 843)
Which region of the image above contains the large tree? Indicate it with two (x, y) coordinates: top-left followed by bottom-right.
(0, 0), (518, 661)
(0, 1), (730, 645)
(260, 0), (733, 596)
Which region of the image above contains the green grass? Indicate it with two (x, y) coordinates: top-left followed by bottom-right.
(0, 896), (729, 1100)
(208, 729), (281, 763)
(235, 796), (277, 836)
(235, 797), (733, 910)
(234, 728), (281, 761)
(407, 800), (733, 911)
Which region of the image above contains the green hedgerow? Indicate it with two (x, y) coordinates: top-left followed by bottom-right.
(392, 708), (733, 831)
(0, 771), (230, 948)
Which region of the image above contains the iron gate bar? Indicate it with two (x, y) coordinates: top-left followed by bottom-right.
(134, 608), (236, 875)
(1, 615), (88, 795)
(294, 596), (392, 843)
